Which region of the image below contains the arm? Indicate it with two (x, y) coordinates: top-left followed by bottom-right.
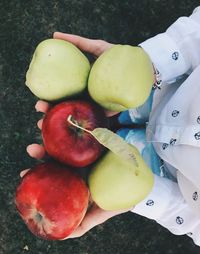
(140, 6), (200, 83)
(122, 6), (200, 125)
(132, 174), (200, 246)
(117, 127), (200, 246)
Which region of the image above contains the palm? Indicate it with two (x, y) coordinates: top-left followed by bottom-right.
(26, 33), (116, 160)
(21, 34), (124, 239)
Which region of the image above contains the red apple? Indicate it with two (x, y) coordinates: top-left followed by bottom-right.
(15, 162), (89, 240)
(42, 100), (108, 167)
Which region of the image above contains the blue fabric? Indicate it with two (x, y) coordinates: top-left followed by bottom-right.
(117, 128), (175, 180)
(116, 128), (130, 140)
(117, 90), (176, 181)
(118, 111), (132, 125)
(118, 90), (154, 125)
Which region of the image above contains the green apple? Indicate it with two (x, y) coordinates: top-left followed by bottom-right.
(88, 45), (154, 112)
(26, 39), (90, 101)
(88, 145), (154, 210)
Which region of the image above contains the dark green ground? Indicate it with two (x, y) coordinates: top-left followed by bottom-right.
(1, 0), (200, 253)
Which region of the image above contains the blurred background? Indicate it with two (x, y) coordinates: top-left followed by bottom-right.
(1, 0), (200, 253)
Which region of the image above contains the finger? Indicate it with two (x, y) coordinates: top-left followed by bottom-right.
(20, 168), (31, 178)
(105, 110), (119, 117)
(37, 119), (43, 130)
(53, 32), (113, 57)
(65, 225), (87, 239)
(35, 100), (50, 113)
(26, 144), (46, 160)
(62, 204), (100, 240)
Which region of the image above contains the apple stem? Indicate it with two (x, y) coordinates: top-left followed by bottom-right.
(67, 115), (92, 135)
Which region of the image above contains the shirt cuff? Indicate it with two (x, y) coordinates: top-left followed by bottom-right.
(139, 33), (189, 83)
(130, 174), (181, 221)
(191, 6), (200, 23)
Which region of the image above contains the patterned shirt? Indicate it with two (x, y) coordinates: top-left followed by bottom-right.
(130, 6), (200, 246)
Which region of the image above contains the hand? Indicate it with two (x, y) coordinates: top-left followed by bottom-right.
(53, 32), (113, 58)
(26, 32), (120, 159)
(21, 34), (124, 238)
(20, 166), (129, 239)
(63, 202), (129, 239)
(53, 32), (119, 117)
(21, 101), (128, 238)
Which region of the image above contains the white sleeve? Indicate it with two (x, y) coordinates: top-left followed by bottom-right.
(140, 6), (200, 83)
(130, 175), (200, 246)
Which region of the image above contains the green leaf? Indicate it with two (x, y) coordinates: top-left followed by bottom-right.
(92, 128), (138, 167)
(67, 115), (138, 166)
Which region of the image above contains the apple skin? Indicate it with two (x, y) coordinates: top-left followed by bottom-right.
(26, 39), (90, 101)
(42, 100), (108, 167)
(88, 45), (154, 112)
(15, 162), (89, 240)
(88, 146), (154, 211)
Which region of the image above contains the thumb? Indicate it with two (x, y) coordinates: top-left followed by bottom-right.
(53, 32), (113, 57)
